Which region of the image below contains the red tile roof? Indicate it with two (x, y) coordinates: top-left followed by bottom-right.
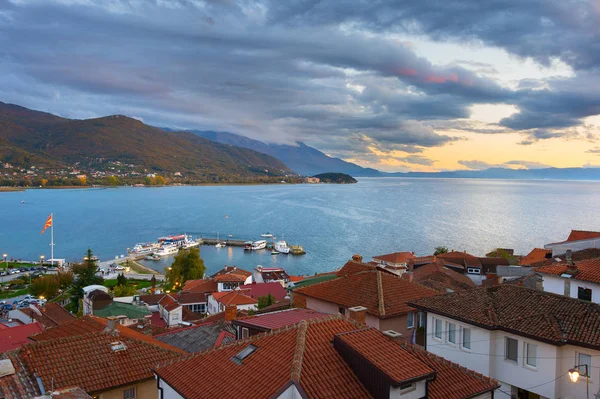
(520, 248), (552, 266)
(536, 258), (600, 284)
(255, 298), (291, 314)
(568, 230), (600, 242)
(138, 294), (166, 305)
(288, 275), (304, 282)
(18, 303), (75, 328)
(238, 282), (287, 301)
(294, 269), (438, 318)
(409, 285), (600, 348)
(214, 273), (248, 283)
(19, 331), (183, 395)
(234, 308), (330, 331)
(177, 292), (207, 304)
(408, 262), (475, 292)
(182, 278), (218, 294)
(211, 291), (257, 306)
(373, 251), (415, 264)
(155, 316), (498, 399)
(336, 260), (376, 277)
(0, 323), (44, 352)
(210, 266), (252, 278)
(334, 328), (435, 384)
(437, 251), (482, 267)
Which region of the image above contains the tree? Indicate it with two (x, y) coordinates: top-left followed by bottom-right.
(40, 178), (48, 187)
(113, 284), (137, 297)
(433, 246), (449, 256)
(257, 293), (275, 310)
(77, 176), (87, 185)
(105, 175), (119, 186)
(70, 249), (104, 311)
(29, 275), (60, 299)
(155, 175), (166, 185)
(116, 272), (127, 287)
(57, 271), (74, 290)
(165, 247), (205, 287)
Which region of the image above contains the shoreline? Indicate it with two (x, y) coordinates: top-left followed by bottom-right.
(121, 259), (162, 275)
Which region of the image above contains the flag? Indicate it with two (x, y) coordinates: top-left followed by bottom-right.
(41, 214), (52, 234)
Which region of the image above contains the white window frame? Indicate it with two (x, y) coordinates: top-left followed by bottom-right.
(433, 318), (442, 340)
(505, 337), (518, 363)
(461, 327), (471, 350)
(407, 312), (414, 329)
(242, 327), (249, 338)
(524, 342), (537, 369)
(447, 322), (456, 345)
(398, 382), (416, 394)
(123, 387), (136, 399)
(578, 353), (592, 378)
(467, 267), (481, 274)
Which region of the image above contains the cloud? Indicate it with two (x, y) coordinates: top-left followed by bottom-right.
(457, 160), (501, 170)
(397, 155), (435, 166)
(504, 160), (551, 169)
(458, 159), (551, 170)
(587, 147), (600, 154)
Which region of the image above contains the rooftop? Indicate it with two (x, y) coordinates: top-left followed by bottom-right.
(210, 266), (252, 279)
(238, 281), (287, 301)
(181, 278), (218, 294)
(0, 323), (44, 352)
(372, 251), (415, 265)
(407, 261), (476, 292)
(336, 260), (376, 277)
(546, 229), (600, 246)
(154, 320), (236, 353)
(409, 284), (600, 348)
(234, 308), (330, 331)
(520, 248), (552, 266)
(154, 316), (498, 399)
(215, 273), (248, 283)
(18, 303), (75, 329)
(211, 291), (257, 306)
(92, 301), (150, 319)
(294, 269), (438, 318)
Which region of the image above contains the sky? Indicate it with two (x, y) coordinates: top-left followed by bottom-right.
(1, 0), (600, 172)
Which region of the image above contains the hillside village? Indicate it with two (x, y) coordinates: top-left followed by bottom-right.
(1, 229), (600, 398)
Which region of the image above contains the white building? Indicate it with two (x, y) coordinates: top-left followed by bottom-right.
(206, 291), (257, 315)
(410, 285), (600, 399)
(537, 256), (600, 303)
(545, 230), (600, 256)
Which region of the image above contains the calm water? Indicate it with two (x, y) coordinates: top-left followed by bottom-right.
(1, 178), (599, 276)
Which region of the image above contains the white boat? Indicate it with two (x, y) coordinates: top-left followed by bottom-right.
(275, 240), (290, 254)
(216, 241), (226, 248)
(252, 240), (267, 250)
(129, 242), (160, 255)
(155, 244), (179, 257)
(144, 254), (160, 261)
(244, 241), (253, 251)
(182, 236), (199, 249)
(261, 232), (273, 238)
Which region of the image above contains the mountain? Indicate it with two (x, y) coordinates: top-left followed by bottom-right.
(386, 167), (600, 180)
(0, 102), (292, 179)
(313, 173), (357, 184)
(185, 130), (383, 176)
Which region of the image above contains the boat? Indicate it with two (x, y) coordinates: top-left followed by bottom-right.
(261, 232), (273, 238)
(271, 250), (280, 255)
(144, 254), (160, 261)
(251, 240), (267, 250)
(244, 241), (253, 251)
(129, 242), (160, 255)
(290, 244), (306, 255)
(275, 240), (290, 254)
(155, 244), (179, 257)
(182, 236), (199, 249)
(216, 241), (227, 248)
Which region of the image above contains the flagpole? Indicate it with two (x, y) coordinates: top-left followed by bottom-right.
(50, 213), (54, 266)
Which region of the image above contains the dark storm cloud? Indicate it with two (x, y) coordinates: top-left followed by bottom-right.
(0, 0), (599, 162)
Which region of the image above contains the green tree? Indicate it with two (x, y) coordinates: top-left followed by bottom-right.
(257, 293), (275, 309)
(29, 275), (60, 299)
(70, 249), (104, 311)
(57, 271), (74, 290)
(105, 175), (119, 186)
(113, 284), (137, 297)
(116, 272), (127, 287)
(165, 247), (205, 287)
(433, 246), (449, 256)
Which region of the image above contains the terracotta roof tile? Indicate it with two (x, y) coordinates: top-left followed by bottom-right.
(520, 248), (552, 266)
(182, 279), (218, 294)
(0, 352), (41, 398)
(407, 262), (475, 292)
(0, 323), (44, 352)
(409, 285), (600, 348)
(177, 292), (207, 304)
(238, 282), (287, 301)
(19, 303), (75, 329)
(568, 230), (600, 242)
(214, 273), (248, 283)
(212, 291), (257, 306)
(234, 309), (330, 331)
(536, 257), (600, 284)
(210, 266), (252, 279)
(255, 299), (291, 314)
(336, 260), (376, 277)
(373, 252), (415, 264)
(295, 270), (438, 318)
(138, 294), (166, 305)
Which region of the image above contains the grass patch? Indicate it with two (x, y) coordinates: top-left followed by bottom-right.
(103, 279), (153, 289)
(1, 262), (37, 269)
(0, 288), (29, 299)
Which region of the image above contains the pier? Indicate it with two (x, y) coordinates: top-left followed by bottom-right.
(198, 237), (248, 247)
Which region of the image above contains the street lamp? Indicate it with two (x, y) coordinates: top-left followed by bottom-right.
(568, 364), (589, 399)
(2, 254), (6, 269)
(40, 255), (45, 265)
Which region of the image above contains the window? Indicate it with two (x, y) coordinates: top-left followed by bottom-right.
(339, 307), (346, 315)
(418, 312), (425, 328)
(407, 312), (414, 329)
(578, 353), (592, 377)
(398, 383), (415, 394)
(525, 343), (537, 368)
(231, 344), (257, 365)
(434, 318), (442, 339)
(448, 323), (456, 344)
(578, 287), (592, 302)
(467, 268), (481, 274)
(505, 337), (518, 362)
(241, 327), (249, 338)
(123, 387), (136, 399)
(461, 327), (471, 349)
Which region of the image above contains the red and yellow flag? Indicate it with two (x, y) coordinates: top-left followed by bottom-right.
(41, 214), (52, 234)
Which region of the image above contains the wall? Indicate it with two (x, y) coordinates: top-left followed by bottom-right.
(389, 380), (426, 399)
(543, 275), (568, 297)
(305, 297), (341, 315)
(546, 239), (600, 256)
(556, 344), (600, 399)
(158, 377), (185, 399)
(207, 295), (219, 314)
(8, 309), (32, 325)
(98, 379), (156, 399)
(543, 274), (600, 303)
(275, 383), (305, 399)
(379, 315), (412, 340)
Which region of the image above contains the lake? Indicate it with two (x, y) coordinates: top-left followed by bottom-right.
(1, 178), (599, 276)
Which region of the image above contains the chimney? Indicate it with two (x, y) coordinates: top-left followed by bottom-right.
(352, 254), (363, 263)
(105, 316), (119, 334)
(405, 272), (414, 283)
(225, 304), (237, 321)
(347, 306), (367, 325)
(565, 249), (578, 275)
(382, 330), (404, 342)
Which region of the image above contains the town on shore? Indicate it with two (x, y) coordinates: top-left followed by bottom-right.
(1, 229), (599, 398)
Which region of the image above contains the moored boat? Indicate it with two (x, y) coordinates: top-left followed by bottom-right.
(144, 254), (160, 261)
(275, 240), (290, 254)
(252, 240), (267, 250)
(129, 242), (160, 255)
(244, 241), (253, 250)
(155, 244), (179, 257)
(261, 232), (273, 238)
(271, 250), (280, 255)
(290, 244), (306, 255)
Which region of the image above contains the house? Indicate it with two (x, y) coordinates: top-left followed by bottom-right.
(253, 266), (290, 285)
(210, 265), (252, 279)
(81, 285), (111, 316)
(215, 273), (248, 291)
(372, 251), (416, 274)
(545, 229), (600, 256)
(293, 267), (438, 342)
(8, 303), (74, 328)
(436, 251), (509, 284)
(154, 314), (499, 399)
(177, 291), (208, 314)
(92, 301), (151, 326)
(0, 317), (183, 399)
(519, 248), (552, 266)
(158, 295), (183, 326)
(207, 291), (257, 314)
(536, 253), (600, 303)
(305, 177), (320, 183)
(404, 260), (476, 292)
(232, 308), (329, 339)
(238, 281), (288, 301)
(409, 284), (600, 399)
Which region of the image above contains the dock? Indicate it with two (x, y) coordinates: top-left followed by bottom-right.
(199, 238), (248, 247)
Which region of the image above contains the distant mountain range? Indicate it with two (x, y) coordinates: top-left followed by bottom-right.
(0, 102), (292, 178)
(386, 167), (600, 180)
(185, 130), (383, 177)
